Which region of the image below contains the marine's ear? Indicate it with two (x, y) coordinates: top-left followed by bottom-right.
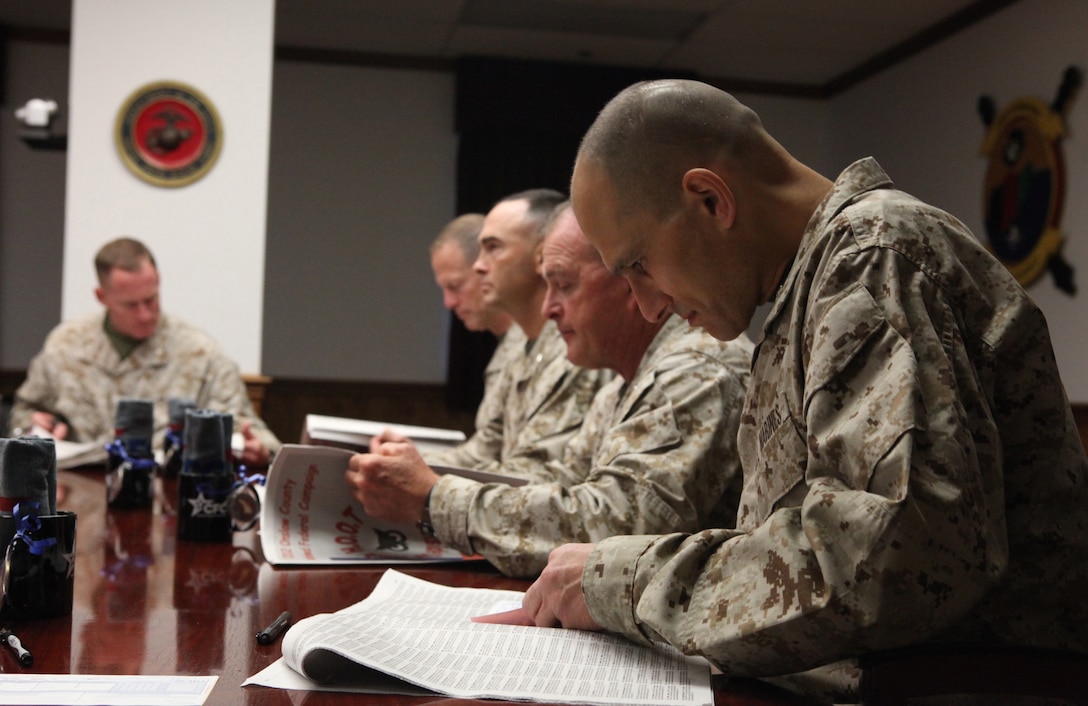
(681, 168), (736, 229)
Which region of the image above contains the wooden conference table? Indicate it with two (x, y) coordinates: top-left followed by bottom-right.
(9, 467), (818, 706)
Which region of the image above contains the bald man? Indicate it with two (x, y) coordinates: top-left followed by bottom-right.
(487, 80), (1088, 700)
(345, 201), (751, 577)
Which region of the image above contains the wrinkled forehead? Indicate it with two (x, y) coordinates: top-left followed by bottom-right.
(542, 228), (586, 280)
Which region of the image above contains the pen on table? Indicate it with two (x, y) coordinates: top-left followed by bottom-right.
(0, 628), (34, 667)
(256, 611), (292, 645)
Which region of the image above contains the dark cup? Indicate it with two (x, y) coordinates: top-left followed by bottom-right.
(177, 473), (233, 542)
(106, 457), (156, 510)
(0, 510), (77, 620)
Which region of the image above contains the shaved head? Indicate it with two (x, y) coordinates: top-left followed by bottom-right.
(569, 79), (828, 342)
(574, 79), (776, 219)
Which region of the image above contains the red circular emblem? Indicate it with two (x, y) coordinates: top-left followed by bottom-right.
(115, 82), (222, 187)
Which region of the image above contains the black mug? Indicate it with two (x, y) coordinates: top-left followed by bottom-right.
(0, 508), (77, 620)
(177, 473), (234, 542)
(105, 442), (156, 510)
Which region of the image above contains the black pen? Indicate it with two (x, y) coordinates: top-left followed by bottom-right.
(0, 629), (33, 667)
(256, 611), (292, 645)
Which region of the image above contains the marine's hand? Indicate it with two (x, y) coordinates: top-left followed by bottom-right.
(470, 608), (536, 626)
(30, 411), (69, 440)
(239, 421), (271, 467)
(345, 441), (439, 523)
(369, 427), (411, 452)
(521, 543), (601, 630)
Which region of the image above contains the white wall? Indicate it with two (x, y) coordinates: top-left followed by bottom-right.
(828, 0), (1088, 401)
(63, 0), (274, 372)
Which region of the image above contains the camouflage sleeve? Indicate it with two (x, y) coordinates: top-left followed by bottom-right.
(9, 350), (60, 434)
(10, 318), (125, 443)
(582, 252), (1005, 678)
(430, 352), (744, 578)
(9, 318), (110, 442)
(493, 366), (612, 481)
(423, 412), (505, 472)
(424, 327), (529, 473)
(581, 533), (677, 644)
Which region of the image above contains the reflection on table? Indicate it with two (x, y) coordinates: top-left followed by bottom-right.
(9, 468), (817, 706)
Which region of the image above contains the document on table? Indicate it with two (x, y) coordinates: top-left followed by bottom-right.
(0, 675), (218, 705)
(244, 569), (712, 706)
(260, 444), (525, 565)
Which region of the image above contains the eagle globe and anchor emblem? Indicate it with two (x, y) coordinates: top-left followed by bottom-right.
(115, 81), (222, 188)
(978, 66), (1081, 294)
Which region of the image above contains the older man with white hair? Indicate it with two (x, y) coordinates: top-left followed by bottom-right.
(344, 201), (752, 577)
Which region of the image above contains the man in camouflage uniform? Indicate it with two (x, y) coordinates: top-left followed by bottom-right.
(10, 237), (280, 466)
(464, 189), (613, 477)
(425, 212), (526, 470)
(346, 202), (752, 577)
(372, 189), (610, 481)
(489, 80), (1088, 699)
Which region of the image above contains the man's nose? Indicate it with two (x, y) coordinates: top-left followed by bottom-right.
(629, 278), (672, 323)
(541, 292), (561, 320)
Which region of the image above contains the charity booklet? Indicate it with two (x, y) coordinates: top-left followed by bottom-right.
(260, 444), (526, 565)
(300, 413), (467, 455)
(244, 569), (713, 706)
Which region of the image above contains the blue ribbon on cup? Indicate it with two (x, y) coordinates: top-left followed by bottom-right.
(226, 470), (266, 531)
(105, 439), (157, 472)
(164, 427), (183, 453)
(231, 469), (266, 493)
(12, 501), (57, 556)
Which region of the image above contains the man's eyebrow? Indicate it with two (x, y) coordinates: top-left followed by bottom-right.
(610, 255), (633, 278)
(540, 263), (564, 280)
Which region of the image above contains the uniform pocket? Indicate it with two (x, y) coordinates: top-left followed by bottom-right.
(738, 398), (808, 529)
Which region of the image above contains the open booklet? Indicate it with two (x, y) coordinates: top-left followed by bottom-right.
(21, 425), (109, 470)
(260, 444), (526, 565)
(300, 414), (466, 456)
(53, 439), (109, 470)
(244, 569), (713, 706)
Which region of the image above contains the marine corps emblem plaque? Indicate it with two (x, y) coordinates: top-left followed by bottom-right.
(115, 81), (222, 188)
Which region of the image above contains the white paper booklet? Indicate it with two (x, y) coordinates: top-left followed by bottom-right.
(245, 569), (712, 706)
(301, 414), (466, 455)
(260, 444), (526, 565)
(24, 425), (109, 470)
(53, 439), (109, 470)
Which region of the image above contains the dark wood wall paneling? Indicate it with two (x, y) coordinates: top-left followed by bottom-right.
(260, 377), (477, 445)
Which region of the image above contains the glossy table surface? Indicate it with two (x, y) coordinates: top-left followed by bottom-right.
(3, 468), (818, 706)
